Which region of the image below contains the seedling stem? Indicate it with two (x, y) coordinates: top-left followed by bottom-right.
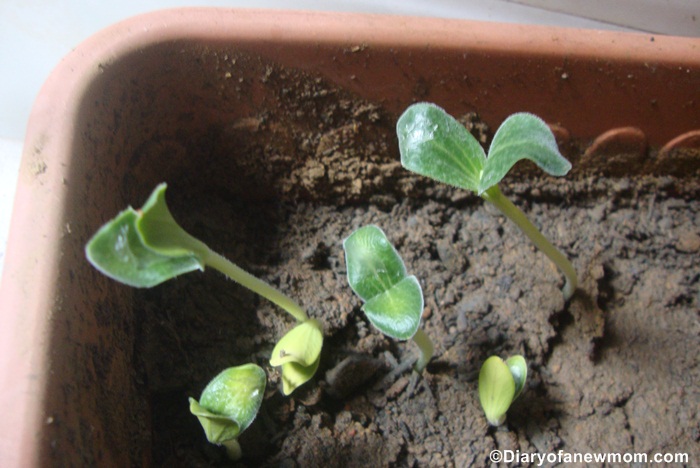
(222, 440), (242, 460)
(482, 185), (577, 300)
(411, 328), (434, 373)
(203, 250), (309, 322)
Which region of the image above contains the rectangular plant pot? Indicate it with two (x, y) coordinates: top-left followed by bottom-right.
(0, 8), (698, 466)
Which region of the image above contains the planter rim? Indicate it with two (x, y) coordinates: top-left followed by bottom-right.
(1, 7), (699, 466)
(62, 7), (700, 59)
(38, 8), (700, 78)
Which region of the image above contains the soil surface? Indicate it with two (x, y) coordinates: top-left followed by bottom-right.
(135, 56), (699, 466)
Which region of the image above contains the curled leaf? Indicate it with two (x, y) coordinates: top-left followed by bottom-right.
(270, 319), (323, 395)
(279, 357), (322, 396)
(85, 183), (207, 287)
(86, 207), (202, 287)
(136, 182), (209, 257)
(189, 364), (266, 445)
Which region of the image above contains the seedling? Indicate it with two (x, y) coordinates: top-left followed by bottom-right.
(269, 318), (323, 395)
(478, 355), (527, 426)
(343, 225), (434, 373)
(397, 103), (578, 300)
(85, 183), (322, 394)
(189, 364), (266, 459)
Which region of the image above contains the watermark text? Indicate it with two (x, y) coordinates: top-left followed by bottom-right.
(489, 449), (689, 466)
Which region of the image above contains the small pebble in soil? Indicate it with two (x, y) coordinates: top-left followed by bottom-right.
(386, 376), (410, 400)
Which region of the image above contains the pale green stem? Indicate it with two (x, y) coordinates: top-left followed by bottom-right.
(221, 438), (242, 460)
(481, 185), (578, 301)
(412, 328), (434, 373)
(203, 250), (309, 322)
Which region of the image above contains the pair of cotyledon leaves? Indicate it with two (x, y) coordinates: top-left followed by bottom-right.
(479, 355), (528, 426)
(343, 225), (423, 341)
(397, 102), (571, 195)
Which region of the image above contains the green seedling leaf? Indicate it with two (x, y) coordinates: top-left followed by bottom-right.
(85, 207), (203, 288)
(363, 276), (423, 340)
(270, 319), (323, 395)
(280, 357), (321, 396)
(478, 356), (516, 426)
(270, 319), (323, 367)
(86, 183), (316, 320)
(189, 364), (266, 444)
(189, 400), (239, 444)
(479, 113), (571, 193)
(85, 183), (209, 287)
(343, 225), (423, 340)
(397, 102), (485, 193)
(344, 225), (407, 301)
(506, 355), (528, 400)
(136, 182), (209, 257)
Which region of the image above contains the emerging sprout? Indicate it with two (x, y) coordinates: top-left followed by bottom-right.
(270, 319), (324, 395)
(397, 103), (578, 300)
(189, 364), (266, 460)
(85, 183), (322, 394)
(343, 225), (434, 373)
(478, 355), (527, 426)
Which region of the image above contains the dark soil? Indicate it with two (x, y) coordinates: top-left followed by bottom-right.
(135, 56), (700, 466)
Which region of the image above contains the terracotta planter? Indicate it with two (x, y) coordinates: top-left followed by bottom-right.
(1, 8), (698, 466)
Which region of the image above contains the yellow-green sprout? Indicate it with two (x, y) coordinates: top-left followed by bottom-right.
(478, 355), (527, 426)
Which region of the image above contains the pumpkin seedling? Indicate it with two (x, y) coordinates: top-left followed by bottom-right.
(397, 103), (578, 300)
(85, 183), (322, 394)
(269, 318), (324, 395)
(189, 364), (266, 460)
(343, 225), (434, 373)
(478, 355), (527, 426)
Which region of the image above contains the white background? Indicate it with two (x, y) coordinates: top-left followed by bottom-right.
(0, 0), (698, 274)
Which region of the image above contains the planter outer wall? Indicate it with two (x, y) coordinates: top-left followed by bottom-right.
(0, 8), (698, 466)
